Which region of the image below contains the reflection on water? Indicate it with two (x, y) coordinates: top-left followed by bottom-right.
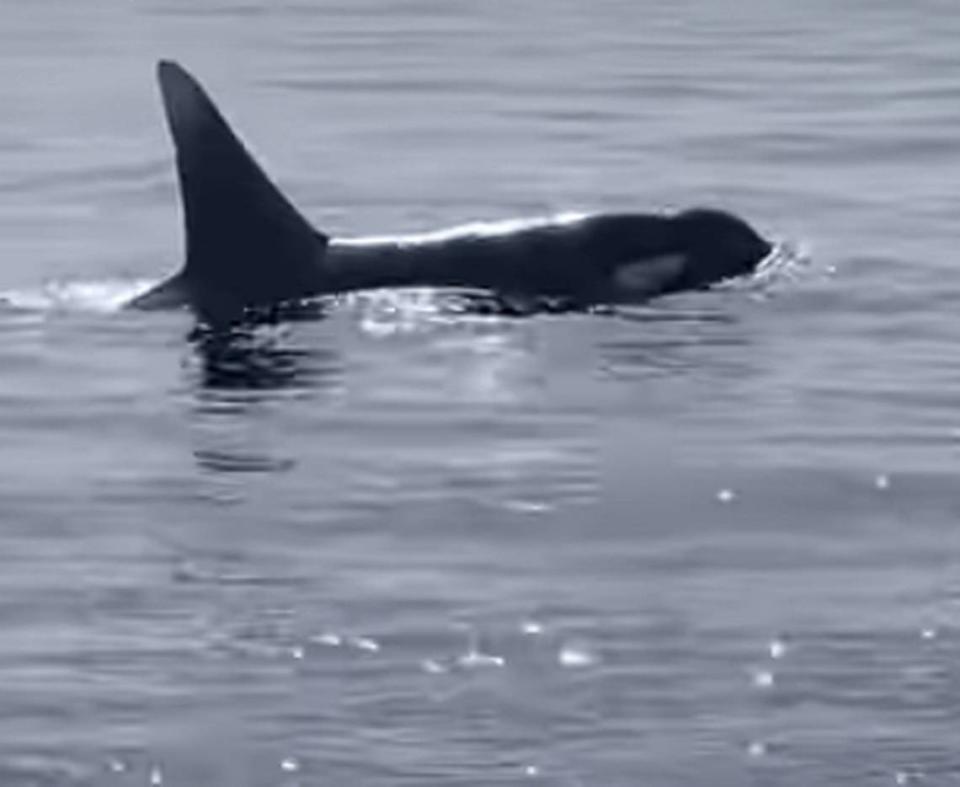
(192, 446), (296, 473)
(187, 323), (342, 395)
(185, 321), (344, 476)
(597, 302), (752, 381)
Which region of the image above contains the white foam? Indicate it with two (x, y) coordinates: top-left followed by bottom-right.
(557, 643), (599, 668)
(311, 632), (343, 647)
(521, 620), (544, 636)
(749, 239), (813, 285)
(716, 488), (737, 503)
(420, 658), (448, 674)
(768, 637), (788, 659)
(0, 278), (157, 313)
(348, 635), (381, 653)
(458, 649), (506, 668)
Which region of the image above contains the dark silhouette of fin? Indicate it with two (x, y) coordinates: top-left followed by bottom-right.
(126, 271), (189, 310)
(156, 60), (327, 320)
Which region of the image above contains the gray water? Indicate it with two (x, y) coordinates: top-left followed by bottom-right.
(2, 1), (960, 785)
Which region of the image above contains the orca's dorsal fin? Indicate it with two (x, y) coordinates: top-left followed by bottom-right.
(157, 60), (327, 316)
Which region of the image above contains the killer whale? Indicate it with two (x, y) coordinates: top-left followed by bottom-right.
(129, 60), (773, 324)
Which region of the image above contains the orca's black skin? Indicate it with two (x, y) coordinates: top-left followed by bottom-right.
(129, 61), (773, 324)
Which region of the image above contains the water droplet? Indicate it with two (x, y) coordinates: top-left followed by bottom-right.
(717, 488), (736, 503)
(895, 770), (923, 785)
(523, 764), (540, 777)
(106, 758), (126, 773)
(281, 757), (300, 773)
(747, 740), (767, 758)
(349, 636), (380, 653)
(769, 638), (787, 659)
(420, 658), (448, 674)
(506, 500), (551, 513)
(459, 650), (505, 668)
(312, 632), (342, 647)
(290, 646), (305, 660)
(149, 766), (163, 786)
(921, 627), (937, 640)
(558, 644), (598, 668)
(521, 620), (544, 635)
(751, 669), (775, 688)
(875, 474), (890, 490)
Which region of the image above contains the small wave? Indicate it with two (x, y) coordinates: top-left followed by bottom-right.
(347, 288), (515, 337)
(0, 241), (809, 322)
(756, 239), (813, 278)
(0, 278), (157, 314)
(714, 239), (815, 296)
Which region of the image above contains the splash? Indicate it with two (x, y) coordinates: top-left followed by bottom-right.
(0, 236), (809, 321)
(350, 288), (511, 337)
(745, 239), (814, 291)
(0, 278), (157, 314)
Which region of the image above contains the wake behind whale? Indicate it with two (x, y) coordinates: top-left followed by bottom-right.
(127, 61), (775, 326)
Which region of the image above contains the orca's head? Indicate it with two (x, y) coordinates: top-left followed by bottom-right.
(671, 208), (772, 290)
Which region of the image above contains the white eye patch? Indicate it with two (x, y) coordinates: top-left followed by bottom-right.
(612, 254), (687, 295)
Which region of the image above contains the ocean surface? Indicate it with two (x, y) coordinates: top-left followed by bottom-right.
(2, 1), (960, 785)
